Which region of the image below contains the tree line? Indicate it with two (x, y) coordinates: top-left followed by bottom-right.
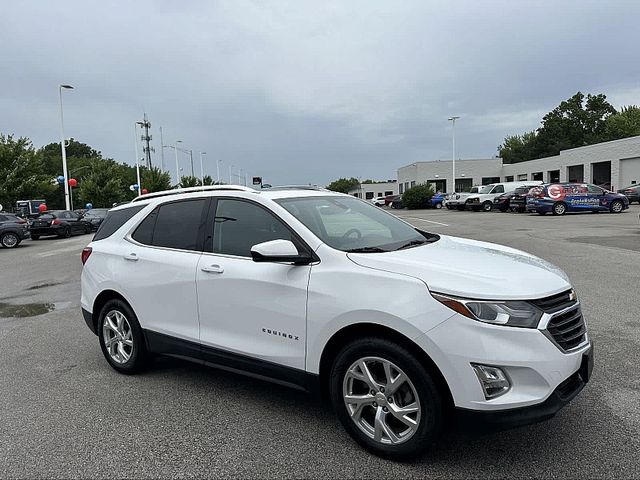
(0, 134), (219, 211)
(498, 92), (640, 164)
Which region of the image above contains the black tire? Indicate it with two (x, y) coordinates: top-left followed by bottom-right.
(329, 337), (444, 460)
(552, 202), (567, 216)
(97, 299), (149, 374)
(481, 201), (493, 212)
(498, 206), (508, 213)
(1, 232), (21, 248)
(59, 226), (72, 238)
(609, 200), (624, 213)
(84, 224), (92, 234)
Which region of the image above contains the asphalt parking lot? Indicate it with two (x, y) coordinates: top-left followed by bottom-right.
(1, 206), (639, 478)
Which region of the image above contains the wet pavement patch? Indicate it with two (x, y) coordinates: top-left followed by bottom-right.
(0, 302), (55, 318)
(26, 282), (62, 291)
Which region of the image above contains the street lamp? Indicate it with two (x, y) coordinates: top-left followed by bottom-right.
(59, 84), (74, 210)
(229, 164), (234, 184)
(175, 140), (182, 185)
(216, 159), (222, 184)
(199, 152), (206, 185)
(448, 116), (460, 193)
(134, 123), (143, 197)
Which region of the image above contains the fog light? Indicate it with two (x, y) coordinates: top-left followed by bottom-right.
(471, 364), (511, 399)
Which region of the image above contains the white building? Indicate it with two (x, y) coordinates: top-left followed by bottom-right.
(347, 181), (398, 200)
(397, 135), (640, 193)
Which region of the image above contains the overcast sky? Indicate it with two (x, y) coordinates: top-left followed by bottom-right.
(2, 0), (639, 186)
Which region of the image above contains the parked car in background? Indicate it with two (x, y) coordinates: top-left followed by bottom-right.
(0, 213), (30, 248)
(14, 199), (46, 218)
(430, 193), (448, 209)
(446, 186), (479, 210)
(527, 183), (629, 215)
(30, 210), (93, 239)
(385, 195), (400, 207)
(465, 181), (543, 212)
(617, 184), (640, 204)
(82, 208), (110, 231)
(390, 196), (404, 209)
(370, 197), (385, 207)
(493, 186), (532, 213)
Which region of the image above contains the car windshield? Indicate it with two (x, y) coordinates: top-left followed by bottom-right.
(478, 185), (494, 194)
(276, 196), (438, 252)
(515, 187), (530, 194)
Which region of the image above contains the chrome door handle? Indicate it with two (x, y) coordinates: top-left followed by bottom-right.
(124, 253), (138, 261)
(201, 264), (224, 274)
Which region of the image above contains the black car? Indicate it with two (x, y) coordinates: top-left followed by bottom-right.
(390, 195), (404, 209)
(0, 213), (31, 248)
(82, 208), (110, 231)
(617, 184), (640, 204)
(494, 186), (532, 212)
(30, 210), (92, 239)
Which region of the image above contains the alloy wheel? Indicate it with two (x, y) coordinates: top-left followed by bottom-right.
(1, 233), (19, 248)
(343, 356), (421, 445)
(102, 310), (134, 364)
(611, 201), (623, 213)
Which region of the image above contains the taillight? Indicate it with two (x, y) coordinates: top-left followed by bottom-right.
(51, 219), (61, 225)
(81, 247), (92, 265)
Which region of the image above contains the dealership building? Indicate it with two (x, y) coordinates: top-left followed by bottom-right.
(347, 180), (398, 200)
(397, 135), (640, 193)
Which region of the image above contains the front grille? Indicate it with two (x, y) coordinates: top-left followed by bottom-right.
(531, 289), (576, 313)
(546, 305), (586, 351)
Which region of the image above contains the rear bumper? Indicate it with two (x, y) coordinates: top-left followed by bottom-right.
(82, 308), (98, 335)
(456, 346), (592, 431)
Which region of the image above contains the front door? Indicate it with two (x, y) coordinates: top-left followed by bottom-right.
(196, 198), (310, 370)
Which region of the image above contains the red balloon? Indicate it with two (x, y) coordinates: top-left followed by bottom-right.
(38, 203), (48, 213)
(142, 188), (149, 195)
(68, 178), (78, 188)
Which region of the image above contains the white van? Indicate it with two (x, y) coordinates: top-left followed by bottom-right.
(465, 181), (542, 212)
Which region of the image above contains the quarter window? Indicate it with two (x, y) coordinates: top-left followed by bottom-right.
(212, 199), (293, 257)
(94, 205), (145, 241)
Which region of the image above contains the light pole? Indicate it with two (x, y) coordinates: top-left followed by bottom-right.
(216, 159), (222, 184)
(134, 123), (143, 197)
(175, 140), (182, 185)
(159, 126), (165, 171)
(229, 164), (233, 184)
(58, 84), (74, 210)
(448, 116), (460, 193)
(199, 152), (206, 185)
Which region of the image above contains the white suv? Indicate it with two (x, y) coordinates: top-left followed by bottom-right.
(81, 185), (593, 459)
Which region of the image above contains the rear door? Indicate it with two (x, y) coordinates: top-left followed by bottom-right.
(118, 198), (208, 342)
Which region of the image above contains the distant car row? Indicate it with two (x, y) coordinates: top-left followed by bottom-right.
(0, 208), (109, 249)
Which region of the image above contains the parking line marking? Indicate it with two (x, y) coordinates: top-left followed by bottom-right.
(404, 217), (449, 226)
(37, 244), (87, 257)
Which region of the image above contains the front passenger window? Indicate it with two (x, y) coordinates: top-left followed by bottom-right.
(212, 199), (293, 257)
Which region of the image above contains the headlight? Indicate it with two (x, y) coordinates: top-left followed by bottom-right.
(431, 293), (543, 328)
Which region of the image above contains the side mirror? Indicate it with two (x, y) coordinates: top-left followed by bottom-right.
(250, 239), (312, 265)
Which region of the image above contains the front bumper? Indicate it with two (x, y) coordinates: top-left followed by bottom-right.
(456, 345), (592, 430)
(416, 312), (591, 412)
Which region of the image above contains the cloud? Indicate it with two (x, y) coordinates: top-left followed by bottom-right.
(1, 0), (639, 185)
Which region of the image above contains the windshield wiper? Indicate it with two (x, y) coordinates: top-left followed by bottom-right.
(345, 246), (387, 253)
(395, 239), (429, 250)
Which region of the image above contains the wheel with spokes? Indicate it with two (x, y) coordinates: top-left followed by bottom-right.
(330, 337), (443, 459)
(98, 299), (148, 374)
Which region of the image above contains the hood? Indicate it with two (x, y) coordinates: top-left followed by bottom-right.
(347, 235), (570, 300)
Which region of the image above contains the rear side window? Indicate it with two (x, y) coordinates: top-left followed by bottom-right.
(132, 199), (206, 251)
(94, 205), (145, 241)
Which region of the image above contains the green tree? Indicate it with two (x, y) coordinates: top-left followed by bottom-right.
(498, 131), (537, 164)
(142, 167), (172, 193)
(326, 177), (359, 193)
(178, 175), (202, 188)
(77, 161), (126, 208)
(603, 106), (640, 141)
(401, 183), (435, 209)
(0, 134), (56, 211)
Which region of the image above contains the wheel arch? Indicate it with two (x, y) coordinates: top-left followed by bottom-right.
(91, 289), (134, 334)
(318, 323), (454, 412)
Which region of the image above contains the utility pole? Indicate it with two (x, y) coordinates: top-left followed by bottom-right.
(448, 116), (460, 193)
(159, 125), (165, 171)
(189, 150), (194, 177)
(138, 113), (153, 168)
